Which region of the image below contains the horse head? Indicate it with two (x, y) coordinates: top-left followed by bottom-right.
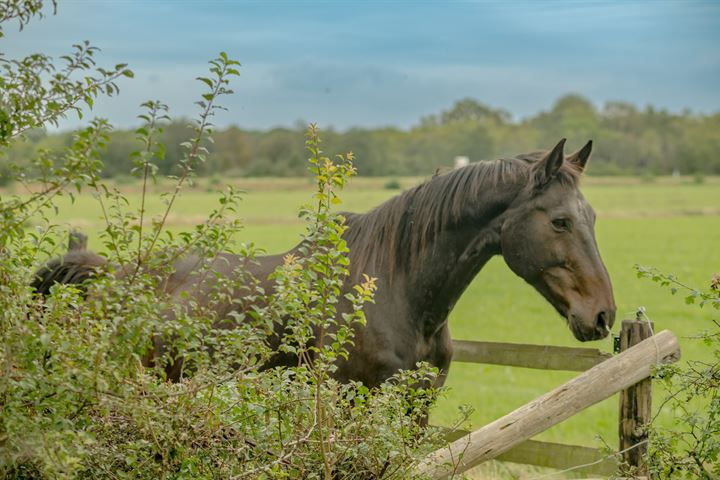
(500, 139), (616, 341)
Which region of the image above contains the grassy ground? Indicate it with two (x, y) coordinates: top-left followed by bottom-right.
(10, 175), (719, 478)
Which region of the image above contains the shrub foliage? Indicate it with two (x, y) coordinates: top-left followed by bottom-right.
(637, 267), (720, 479)
(0, 4), (452, 478)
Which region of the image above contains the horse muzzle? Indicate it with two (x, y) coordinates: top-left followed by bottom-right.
(569, 306), (616, 341)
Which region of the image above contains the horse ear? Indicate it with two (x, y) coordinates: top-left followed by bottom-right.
(534, 138), (566, 188)
(567, 140), (592, 172)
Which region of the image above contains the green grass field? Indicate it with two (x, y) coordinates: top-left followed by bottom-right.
(12, 175), (719, 477)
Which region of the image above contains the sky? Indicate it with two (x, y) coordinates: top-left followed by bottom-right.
(4, 0), (720, 131)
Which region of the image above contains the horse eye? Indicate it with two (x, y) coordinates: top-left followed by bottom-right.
(552, 218), (571, 231)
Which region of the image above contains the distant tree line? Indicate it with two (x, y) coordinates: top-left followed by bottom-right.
(4, 94), (720, 181)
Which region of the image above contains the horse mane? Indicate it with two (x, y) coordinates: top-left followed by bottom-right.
(343, 151), (581, 280)
(31, 250), (107, 297)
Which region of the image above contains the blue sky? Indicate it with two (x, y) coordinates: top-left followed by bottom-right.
(5, 0), (720, 130)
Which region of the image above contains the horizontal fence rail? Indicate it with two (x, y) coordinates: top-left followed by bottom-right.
(451, 339), (612, 371)
(441, 432), (618, 477)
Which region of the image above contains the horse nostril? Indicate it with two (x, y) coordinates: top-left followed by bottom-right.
(596, 310), (610, 333)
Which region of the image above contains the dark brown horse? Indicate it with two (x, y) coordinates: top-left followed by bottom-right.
(33, 139), (615, 388)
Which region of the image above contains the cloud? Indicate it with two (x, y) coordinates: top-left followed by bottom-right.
(6, 1), (718, 131)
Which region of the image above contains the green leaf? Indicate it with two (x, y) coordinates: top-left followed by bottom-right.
(197, 76), (213, 88)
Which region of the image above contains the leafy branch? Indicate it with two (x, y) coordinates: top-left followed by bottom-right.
(635, 265), (720, 309)
(636, 266), (720, 479)
(1, 41), (133, 145)
(139, 52), (240, 263)
(0, 0), (55, 37)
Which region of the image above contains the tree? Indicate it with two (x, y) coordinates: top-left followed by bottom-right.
(439, 98), (510, 125)
(211, 125), (252, 174)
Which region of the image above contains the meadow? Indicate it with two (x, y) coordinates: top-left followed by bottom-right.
(16, 174), (719, 477)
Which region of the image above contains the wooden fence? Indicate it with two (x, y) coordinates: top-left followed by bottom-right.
(423, 320), (679, 478)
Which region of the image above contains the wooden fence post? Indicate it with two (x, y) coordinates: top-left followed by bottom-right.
(619, 319), (654, 476)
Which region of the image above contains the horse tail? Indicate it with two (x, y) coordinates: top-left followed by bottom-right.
(31, 232), (107, 297)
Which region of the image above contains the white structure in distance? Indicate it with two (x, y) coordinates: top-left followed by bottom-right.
(454, 156), (469, 169)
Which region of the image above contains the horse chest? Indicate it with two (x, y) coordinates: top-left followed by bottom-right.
(332, 302), (450, 387)
(418, 324), (453, 372)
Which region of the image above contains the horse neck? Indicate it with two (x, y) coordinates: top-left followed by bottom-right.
(402, 181), (522, 337)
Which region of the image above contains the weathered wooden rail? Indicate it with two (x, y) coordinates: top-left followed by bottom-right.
(422, 321), (679, 479)
(451, 339), (611, 372)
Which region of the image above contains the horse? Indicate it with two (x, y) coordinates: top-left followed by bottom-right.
(32, 138), (615, 389)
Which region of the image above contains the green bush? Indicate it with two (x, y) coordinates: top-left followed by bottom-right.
(636, 267), (720, 479)
(383, 178), (401, 190)
(0, 4), (456, 478)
